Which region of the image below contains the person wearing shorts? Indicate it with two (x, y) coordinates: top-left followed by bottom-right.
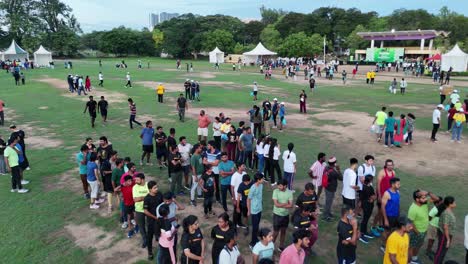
(272, 179), (293, 251)
(140, 121), (155, 166)
(372, 107), (387, 142)
(381, 178), (401, 251)
(197, 110), (210, 143)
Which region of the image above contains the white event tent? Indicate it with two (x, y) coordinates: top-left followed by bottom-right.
(243, 42), (277, 64)
(1, 40), (29, 61)
(209, 47), (224, 64)
(441, 44), (468, 72)
(34, 45), (53, 66)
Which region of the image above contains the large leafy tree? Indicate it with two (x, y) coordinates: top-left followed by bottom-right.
(278, 32), (313, 57)
(202, 29), (235, 53)
(259, 5), (286, 25)
(345, 25), (370, 52)
(260, 25), (281, 50)
(243, 21), (264, 44)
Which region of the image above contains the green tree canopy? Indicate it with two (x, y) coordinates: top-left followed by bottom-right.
(260, 25), (281, 50)
(202, 29), (235, 53)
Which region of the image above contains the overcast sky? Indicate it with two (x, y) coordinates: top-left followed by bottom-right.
(61, 0), (468, 32)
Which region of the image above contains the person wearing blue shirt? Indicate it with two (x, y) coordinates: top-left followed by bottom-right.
(87, 152), (104, 209)
(140, 120), (155, 166)
(218, 152), (235, 212)
(203, 141), (222, 203)
(248, 173), (264, 248)
(383, 111), (396, 147)
(279, 102), (286, 131)
(76, 145), (91, 198)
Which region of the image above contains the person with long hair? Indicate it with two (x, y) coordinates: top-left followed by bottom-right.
(282, 143), (296, 191)
(268, 138), (282, 186)
(85, 75), (91, 92)
(252, 228), (275, 264)
(405, 113), (416, 145)
(155, 204), (177, 264)
(393, 114), (407, 147)
(181, 215), (205, 264)
(262, 137), (271, 181)
(434, 196), (456, 264)
(252, 106), (262, 138)
(213, 117), (222, 150)
(254, 136), (265, 173)
(211, 213), (236, 264)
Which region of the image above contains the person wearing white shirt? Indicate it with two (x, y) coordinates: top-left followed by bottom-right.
(342, 158), (359, 209)
(400, 78), (407, 95)
(450, 90), (460, 105)
(231, 163), (247, 228)
(282, 143), (296, 191)
(177, 137), (192, 190)
(212, 117), (222, 149)
(125, 72), (132, 88)
(255, 138), (265, 173)
(262, 140), (270, 180)
(267, 138), (282, 186)
(219, 234), (241, 264)
(98, 72), (104, 87)
(431, 104), (443, 142)
(356, 155), (376, 215)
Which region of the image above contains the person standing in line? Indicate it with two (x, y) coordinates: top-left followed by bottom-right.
(336, 206), (359, 264)
(230, 162), (246, 227)
(272, 179), (293, 252)
(199, 165), (216, 218)
(177, 136), (192, 191)
(248, 173), (264, 248)
(133, 173), (149, 248)
(98, 71), (103, 87)
(218, 152), (235, 212)
(212, 117), (222, 150)
(77, 76), (86, 95)
(322, 156), (342, 222)
(76, 145), (90, 198)
(0, 135), (8, 175)
(238, 127), (254, 169)
(356, 155), (376, 216)
(271, 98), (279, 129)
(0, 99), (5, 126)
(372, 159), (396, 235)
(370, 70), (376, 84)
(143, 180), (163, 260)
(100, 151), (116, 213)
(359, 175), (377, 244)
(407, 190), (440, 264)
(4, 137), (28, 193)
(383, 216), (413, 264)
(342, 158), (359, 209)
(125, 72), (132, 88)
(451, 108), (466, 143)
(154, 126), (168, 169)
(299, 90), (307, 114)
(211, 213), (236, 264)
(156, 83), (165, 103)
(97, 96), (108, 123)
(180, 215), (205, 264)
(218, 232), (241, 264)
(279, 229), (311, 263)
(86, 152), (103, 208)
(282, 143), (296, 191)
(203, 141), (221, 203)
(176, 93), (188, 122)
(382, 111), (396, 147)
(431, 104), (444, 142)
(197, 110), (211, 143)
(308, 152), (327, 203)
(190, 144), (204, 206)
(140, 121), (155, 166)
(278, 102), (286, 131)
(380, 177), (401, 253)
(128, 98), (142, 129)
(434, 196), (457, 264)
(168, 145), (184, 195)
(83, 96), (97, 128)
(252, 228), (275, 263)
(400, 78), (407, 95)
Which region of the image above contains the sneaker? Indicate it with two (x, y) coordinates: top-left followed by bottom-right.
(237, 224), (247, 229)
(450, 140), (454, 142)
(190, 200), (196, 207)
(359, 235), (369, 244)
(121, 222), (128, 229)
(363, 233), (374, 239)
(184, 185), (191, 191)
(370, 228), (381, 237)
(131, 219), (136, 226)
(21, 180), (30, 185)
(26, 167), (31, 170)
(89, 204), (100, 209)
(271, 182), (277, 187)
(168, 178), (172, 183)
(127, 230), (134, 238)
(10, 189), (17, 192)
(141, 241), (147, 248)
(147, 163), (153, 166)
(197, 195), (204, 200)
(95, 198), (105, 204)
(380, 246), (385, 253)
(384, 145), (388, 148)
(148, 255), (154, 261)
(134, 225), (139, 233)
(376, 226), (385, 232)
(409, 258), (421, 264)
(18, 189), (29, 193)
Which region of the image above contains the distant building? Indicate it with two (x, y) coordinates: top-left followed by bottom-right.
(149, 12), (179, 28)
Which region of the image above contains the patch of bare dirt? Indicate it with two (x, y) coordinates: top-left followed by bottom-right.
(311, 111), (466, 177)
(37, 78), (127, 103)
(184, 72), (216, 79)
(19, 122), (63, 149)
(44, 169), (83, 193)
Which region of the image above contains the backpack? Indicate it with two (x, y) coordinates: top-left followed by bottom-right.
(322, 167), (332, 188)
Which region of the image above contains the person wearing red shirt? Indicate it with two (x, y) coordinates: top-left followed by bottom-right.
(447, 103), (457, 132)
(116, 175), (137, 237)
(85, 76), (91, 92)
(120, 162), (138, 185)
(372, 159), (396, 236)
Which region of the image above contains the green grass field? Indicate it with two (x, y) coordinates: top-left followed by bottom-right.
(0, 58), (466, 264)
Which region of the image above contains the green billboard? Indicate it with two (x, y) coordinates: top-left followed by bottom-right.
(366, 48), (404, 62)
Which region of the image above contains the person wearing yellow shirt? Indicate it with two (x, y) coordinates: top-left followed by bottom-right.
(366, 71), (371, 84)
(384, 216), (413, 264)
(451, 109), (466, 142)
(156, 83), (165, 103)
(370, 71), (376, 85)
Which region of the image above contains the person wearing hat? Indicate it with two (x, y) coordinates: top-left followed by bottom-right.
(125, 72), (132, 88)
(156, 83), (165, 103)
(383, 216), (413, 264)
(322, 156), (342, 222)
(450, 90), (460, 105)
(451, 108), (466, 143)
(271, 98), (279, 128)
(431, 104), (444, 142)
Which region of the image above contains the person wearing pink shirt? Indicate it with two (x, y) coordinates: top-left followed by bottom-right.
(279, 229), (311, 263)
(197, 110), (211, 143)
(119, 162), (138, 185)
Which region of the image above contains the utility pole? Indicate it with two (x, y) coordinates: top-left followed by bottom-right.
(323, 36), (326, 64)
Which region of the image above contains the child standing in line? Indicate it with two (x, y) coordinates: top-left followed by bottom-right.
(116, 175), (138, 238)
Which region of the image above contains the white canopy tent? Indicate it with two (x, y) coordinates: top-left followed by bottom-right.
(441, 44), (468, 72)
(243, 42), (277, 64)
(209, 47), (224, 64)
(1, 40), (29, 61)
(34, 45), (53, 67)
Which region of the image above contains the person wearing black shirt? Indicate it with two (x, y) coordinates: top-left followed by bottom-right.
(100, 157), (114, 212)
(154, 126), (168, 169)
(143, 181), (164, 260)
(359, 175), (376, 241)
(236, 174), (252, 233)
(0, 135), (7, 174)
(337, 207), (359, 264)
(9, 125), (29, 170)
(323, 157), (343, 221)
(176, 94), (188, 122)
(83, 96), (98, 128)
(97, 136), (113, 164)
(181, 215), (204, 264)
(211, 213), (236, 264)
(168, 146), (183, 195)
(292, 204), (318, 252)
(295, 182), (318, 211)
(97, 96), (108, 122)
(167, 128), (177, 181)
(200, 166), (216, 217)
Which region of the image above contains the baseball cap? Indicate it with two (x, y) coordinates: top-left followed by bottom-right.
(437, 104), (444, 108)
(280, 102), (285, 105)
(328, 156), (337, 163)
(453, 90), (458, 93)
(273, 98), (278, 101)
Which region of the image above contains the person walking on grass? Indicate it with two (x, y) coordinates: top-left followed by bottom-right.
(156, 83), (165, 103)
(278, 102), (286, 131)
(86, 152), (103, 208)
(372, 107), (387, 143)
(400, 78), (407, 95)
(308, 152), (326, 202)
(434, 196), (457, 264)
(431, 104), (443, 142)
(85, 76), (91, 92)
(83, 96), (97, 128)
(4, 137), (28, 193)
(143, 180), (163, 260)
(380, 177), (401, 253)
(199, 165), (216, 218)
(219, 232), (242, 264)
(337, 206), (359, 264)
(128, 98), (142, 129)
(125, 72), (132, 88)
(299, 90), (307, 114)
(154, 126), (168, 169)
(100, 151), (115, 213)
(98, 72), (103, 87)
(140, 121), (154, 166)
(133, 173), (149, 248)
(342, 70), (347, 84)
(230, 162), (247, 227)
(253, 81), (259, 101)
(383, 216), (413, 264)
(451, 108), (466, 143)
(248, 173), (264, 248)
(356, 155), (376, 216)
(203, 141), (221, 203)
(272, 179), (293, 252)
(383, 111), (396, 147)
(176, 93), (188, 122)
(97, 96), (108, 123)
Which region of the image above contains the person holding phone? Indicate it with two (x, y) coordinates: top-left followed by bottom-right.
(336, 206), (359, 264)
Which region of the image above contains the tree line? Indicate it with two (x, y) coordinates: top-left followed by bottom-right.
(1, 2), (467, 58)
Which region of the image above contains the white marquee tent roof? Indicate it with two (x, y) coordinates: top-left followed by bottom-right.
(34, 45), (52, 55)
(243, 42), (277, 56)
(441, 44), (468, 72)
(3, 40), (28, 55)
(210, 47), (223, 54)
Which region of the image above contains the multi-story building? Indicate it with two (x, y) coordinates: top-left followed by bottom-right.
(149, 12), (179, 28)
